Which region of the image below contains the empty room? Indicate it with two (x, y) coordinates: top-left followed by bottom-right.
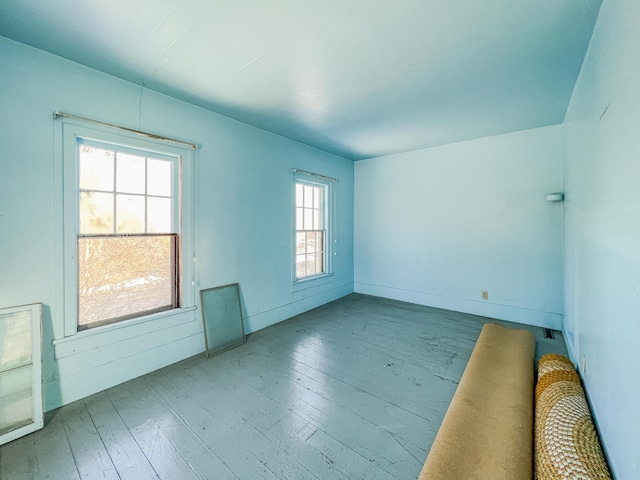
(0, 0), (637, 478)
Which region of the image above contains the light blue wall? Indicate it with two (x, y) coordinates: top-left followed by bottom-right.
(354, 126), (564, 329)
(563, 1), (640, 477)
(0, 36), (354, 410)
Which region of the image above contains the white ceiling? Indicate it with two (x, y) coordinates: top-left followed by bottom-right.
(0, 0), (601, 160)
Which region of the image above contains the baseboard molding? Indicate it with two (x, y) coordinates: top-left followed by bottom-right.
(244, 282), (354, 333)
(354, 282), (563, 330)
(44, 332), (204, 411)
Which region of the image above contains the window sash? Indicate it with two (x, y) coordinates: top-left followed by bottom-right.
(77, 233), (179, 330)
(77, 141), (178, 235)
(295, 229), (326, 279)
(75, 141), (181, 330)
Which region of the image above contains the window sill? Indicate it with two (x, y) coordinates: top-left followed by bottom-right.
(53, 306), (198, 359)
(291, 273), (334, 293)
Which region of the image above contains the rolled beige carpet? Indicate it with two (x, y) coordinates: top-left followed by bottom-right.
(535, 354), (612, 480)
(419, 323), (536, 480)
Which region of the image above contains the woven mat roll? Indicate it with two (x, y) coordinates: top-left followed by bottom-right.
(419, 324), (535, 480)
(535, 354), (612, 480)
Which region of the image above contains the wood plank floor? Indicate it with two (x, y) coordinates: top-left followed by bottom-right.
(1, 294), (568, 480)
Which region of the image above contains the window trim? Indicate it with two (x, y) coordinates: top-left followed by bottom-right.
(55, 118), (195, 338)
(291, 169), (335, 290)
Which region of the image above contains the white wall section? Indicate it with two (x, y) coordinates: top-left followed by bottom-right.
(563, 1), (640, 477)
(355, 126), (564, 329)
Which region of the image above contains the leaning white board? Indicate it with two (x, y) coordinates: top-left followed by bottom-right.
(0, 303), (44, 446)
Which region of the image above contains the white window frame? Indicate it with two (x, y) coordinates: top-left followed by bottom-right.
(55, 119), (195, 338)
(291, 169), (335, 291)
(0, 303), (44, 446)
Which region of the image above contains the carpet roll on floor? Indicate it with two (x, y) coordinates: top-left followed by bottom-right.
(535, 354), (612, 480)
(419, 323), (536, 480)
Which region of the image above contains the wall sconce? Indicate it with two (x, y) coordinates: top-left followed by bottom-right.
(545, 193), (564, 202)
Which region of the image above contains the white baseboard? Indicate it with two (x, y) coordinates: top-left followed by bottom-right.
(44, 331), (203, 411)
(244, 283), (354, 333)
(354, 282), (563, 330)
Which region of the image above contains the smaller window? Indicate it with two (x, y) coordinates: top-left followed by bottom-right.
(293, 171), (333, 282)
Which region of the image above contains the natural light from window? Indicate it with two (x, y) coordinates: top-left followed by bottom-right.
(295, 182), (325, 279)
(77, 145), (178, 329)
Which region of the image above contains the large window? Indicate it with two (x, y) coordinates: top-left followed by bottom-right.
(77, 142), (179, 329)
(59, 120), (194, 334)
(293, 170), (334, 283)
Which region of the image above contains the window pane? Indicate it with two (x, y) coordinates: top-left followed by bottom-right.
(147, 197), (172, 233)
(78, 235), (176, 328)
(295, 207), (303, 230)
(148, 159), (172, 197)
(305, 252), (316, 276)
(116, 153), (145, 194)
(79, 146), (114, 191)
(296, 256), (306, 278)
(303, 208), (313, 230)
(295, 183), (304, 207)
(80, 191), (114, 234)
(116, 194), (145, 233)
(296, 232), (306, 255)
(313, 209), (322, 230)
(0, 364), (34, 431)
(314, 187), (322, 210)
(316, 231), (324, 253)
(0, 311), (32, 372)
(303, 185), (314, 208)
(306, 231), (316, 254)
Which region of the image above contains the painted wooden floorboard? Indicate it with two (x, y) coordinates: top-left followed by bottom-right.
(145, 372), (327, 479)
(106, 380), (217, 480)
(252, 328), (459, 417)
(191, 345), (416, 478)
(0, 294), (569, 480)
(153, 348), (398, 479)
(82, 392), (159, 480)
(59, 402), (120, 479)
(178, 364), (388, 478)
(32, 413), (80, 480)
(1, 434), (40, 480)
(187, 342), (428, 478)
(236, 338), (433, 459)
